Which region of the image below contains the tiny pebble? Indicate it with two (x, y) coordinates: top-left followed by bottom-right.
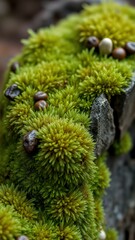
(10, 62), (19, 73)
(99, 38), (113, 55)
(99, 230), (106, 240)
(23, 130), (38, 154)
(86, 36), (99, 49)
(125, 42), (135, 54)
(4, 84), (21, 100)
(35, 100), (48, 111)
(112, 47), (126, 60)
(17, 236), (29, 240)
(34, 91), (48, 101)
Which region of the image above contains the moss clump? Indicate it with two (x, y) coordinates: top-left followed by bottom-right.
(1, 1), (135, 239)
(112, 132), (133, 156)
(0, 204), (21, 240)
(31, 223), (58, 240)
(79, 2), (135, 47)
(106, 228), (118, 240)
(77, 57), (131, 100)
(0, 184), (37, 220)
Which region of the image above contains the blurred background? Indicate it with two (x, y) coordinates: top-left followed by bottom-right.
(0, 0), (135, 90)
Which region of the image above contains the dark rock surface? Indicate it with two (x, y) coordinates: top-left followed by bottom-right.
(111, 74), (135, 138)
(90, 89), (135, 239)
(90, 94), (115, 157)
(104, 151), (135, 240)
(89, 87), (135, 239)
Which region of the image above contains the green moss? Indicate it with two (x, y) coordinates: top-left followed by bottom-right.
(77, 58), (132, 100)
(0, 184), (37, 220)
(79, 2), (135, 47)
(37, 119), (95, 185)
(31, 222), (58, 240)
(57, 224), (82, 240)
(0, 1), (135, 239)
(106, 228), (118, 240)
(92, 154), (110, 198)
(0, 204), (20, 240)
(112, 132), (133, 156)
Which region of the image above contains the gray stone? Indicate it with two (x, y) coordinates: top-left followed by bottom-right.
(90, 94), (115, 157)
(111, 73), (135, 138)
(104, 152), (135, 240)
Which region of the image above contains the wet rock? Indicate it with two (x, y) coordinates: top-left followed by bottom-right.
(34, 91), (48, 101)
(104, 152), (135, 240)
(23, 130), (38, 154)
(4, 83), (21, 100)
(86, 36), (99, 49)
(34, 100), (48, 111)
(112, 47), (126, 60)
(111, 74), (135, 138)
(99, 38), (113, 56)
(125, 42), (135, 54)
(90, 94), (115, 157)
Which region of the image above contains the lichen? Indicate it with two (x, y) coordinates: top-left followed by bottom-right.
(1, 1), (135, 239)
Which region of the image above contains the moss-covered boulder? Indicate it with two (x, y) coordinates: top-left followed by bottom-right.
(1, 2), (135, 239)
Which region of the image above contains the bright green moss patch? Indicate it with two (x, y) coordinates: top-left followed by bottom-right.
(0, 204), (21, 240)
(77, 58), (132, 99)
(0, 1), (135, 239)
(79, 3), (135, 47)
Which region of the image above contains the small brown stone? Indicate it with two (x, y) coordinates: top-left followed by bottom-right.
(35, 100), (48, 110)
(10, 62), (19, 73)
(4, 84), (21, 100)
(112, 47), (126, 60)
(86, 36), (99, 49)
(34, 91), (48, 101)
(23, 130), (38, 154)
(125, 42), (135, 54)
(17, 235), (29, 240)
